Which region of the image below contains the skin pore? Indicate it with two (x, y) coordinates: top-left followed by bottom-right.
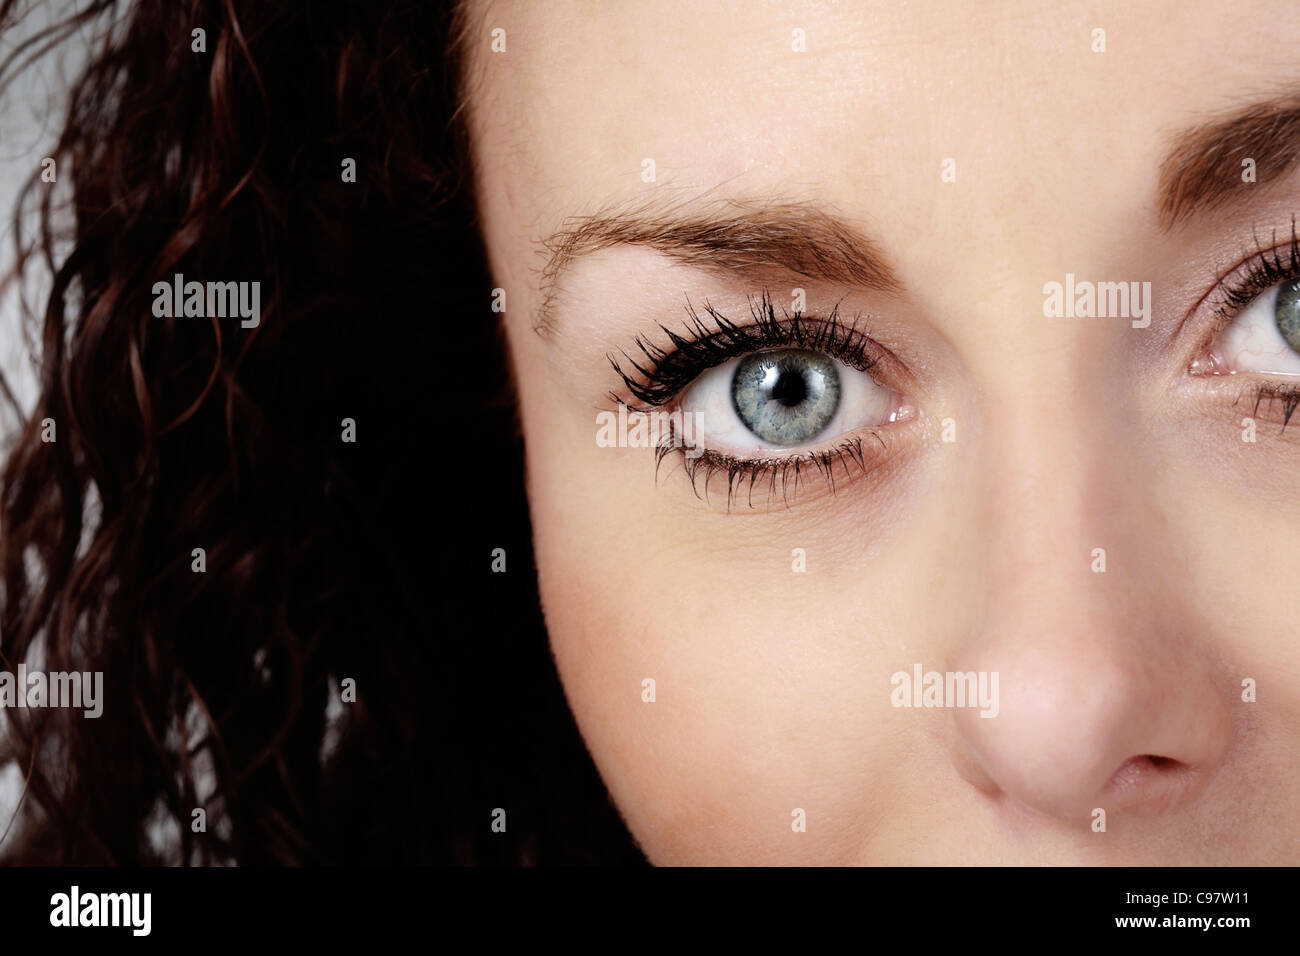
(463, 0), (1300, 863)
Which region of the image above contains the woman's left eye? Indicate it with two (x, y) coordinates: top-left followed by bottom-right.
(1205, 278), (1300, 375)
(679, 347), (908, 453)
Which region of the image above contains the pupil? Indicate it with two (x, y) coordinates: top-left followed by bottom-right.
(769, 368), (807, 407)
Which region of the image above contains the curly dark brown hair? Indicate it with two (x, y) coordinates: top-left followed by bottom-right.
(0, 0), (643, 865)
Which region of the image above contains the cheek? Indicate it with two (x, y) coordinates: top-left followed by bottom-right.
(523, 435), (926, 863)
(1157, 450), (1300, 712)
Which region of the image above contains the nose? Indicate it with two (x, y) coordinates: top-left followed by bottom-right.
(949, 636), (1233, 821)
(946, 382), (1235, 823)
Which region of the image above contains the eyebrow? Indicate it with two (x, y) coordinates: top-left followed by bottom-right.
(1159, 93), (1300, 229)
(535, 195), (900, 336)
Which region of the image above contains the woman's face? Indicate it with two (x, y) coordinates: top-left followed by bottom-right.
(466, 0), (1300, 863)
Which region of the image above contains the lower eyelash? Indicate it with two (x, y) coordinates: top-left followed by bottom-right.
(1247, 381), (1300, 430)
(653, 429), (887, 509)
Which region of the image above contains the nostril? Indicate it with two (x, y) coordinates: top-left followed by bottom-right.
(1102, 754), (1202, 814)
(1106, 755), (1182, 793)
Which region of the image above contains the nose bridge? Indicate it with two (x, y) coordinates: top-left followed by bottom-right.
(976, 332), (1118, 615)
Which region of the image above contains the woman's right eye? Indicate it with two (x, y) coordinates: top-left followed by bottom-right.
(678, 346), (910, 455)
(1206, 277), (1300, 375)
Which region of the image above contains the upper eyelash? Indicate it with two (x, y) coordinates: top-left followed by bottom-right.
(607, 289), (877, 409)
(1209, 216), (1300, 321)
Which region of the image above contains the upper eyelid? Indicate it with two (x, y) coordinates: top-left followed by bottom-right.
(606, 294), (892, 408)
(1180, 227), (1300, 350)
(1217, 228), (1300, 301)
(618, 332), (905, 412)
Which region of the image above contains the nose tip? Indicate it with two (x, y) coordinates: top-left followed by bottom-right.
(949, 647), (1232, 823)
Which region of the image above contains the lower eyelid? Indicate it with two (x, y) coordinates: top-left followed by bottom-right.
(1183, 372), (1300, 433)
(643, 398), (928, 512)
(656, 430), (899, 510)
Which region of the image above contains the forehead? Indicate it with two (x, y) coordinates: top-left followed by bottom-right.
(466, 0), (1297, 236)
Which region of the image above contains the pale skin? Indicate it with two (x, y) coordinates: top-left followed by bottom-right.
(464, 0), (1300, 863)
